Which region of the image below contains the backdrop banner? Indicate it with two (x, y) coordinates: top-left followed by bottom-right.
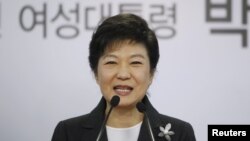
(0, 0), (250, 141)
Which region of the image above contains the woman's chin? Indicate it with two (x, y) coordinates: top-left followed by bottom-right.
(116, 101), (137, 109)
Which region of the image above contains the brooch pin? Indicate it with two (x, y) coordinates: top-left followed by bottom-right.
(158, 123), (175, 141)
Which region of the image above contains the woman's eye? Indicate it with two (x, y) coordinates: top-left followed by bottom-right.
(105, 61), (117, 65)
(131, 61), (142, 65)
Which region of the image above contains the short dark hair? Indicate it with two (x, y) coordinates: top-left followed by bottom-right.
(89, 13), (159, 74)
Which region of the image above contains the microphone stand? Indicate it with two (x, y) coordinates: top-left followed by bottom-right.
(144, 112), (155, 141)
(96, 106), (114, 141)
(96, 96), (120, 141)
(136, 102), (155, 141)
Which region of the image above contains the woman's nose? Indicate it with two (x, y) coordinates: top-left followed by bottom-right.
(116, 65), (131, 80)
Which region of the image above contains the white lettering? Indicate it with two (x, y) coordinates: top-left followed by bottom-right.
(242, 131), (246, 136)
(212, 129), (218, 136)
(211, 129), (247, 136)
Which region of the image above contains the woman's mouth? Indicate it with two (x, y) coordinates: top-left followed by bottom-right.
(113, 85), (133, 96)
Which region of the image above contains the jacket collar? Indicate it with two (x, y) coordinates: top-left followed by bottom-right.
(81, 97), (106, 129)
(142, 96), (162, 129)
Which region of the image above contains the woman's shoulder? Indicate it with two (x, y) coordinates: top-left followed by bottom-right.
(58, 113), (91, 127)
(52, 113), (99, 141)
(55, 98), (106, 129)
(158, 114), (192, 127)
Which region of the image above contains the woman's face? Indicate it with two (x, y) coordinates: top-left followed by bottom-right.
(96, 41), (154, 108)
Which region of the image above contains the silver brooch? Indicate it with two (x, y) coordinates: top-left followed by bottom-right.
(158, 123), (175, 141)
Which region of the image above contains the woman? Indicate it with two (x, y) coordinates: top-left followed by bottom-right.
(52, 13), (196, 141)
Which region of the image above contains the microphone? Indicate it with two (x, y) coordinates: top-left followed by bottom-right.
(136, 102), (155, 141)
(96, 95), (120, 141)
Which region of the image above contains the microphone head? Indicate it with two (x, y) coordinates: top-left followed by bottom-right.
(110, 95), (120, 107)
(136, 102), (146, 113)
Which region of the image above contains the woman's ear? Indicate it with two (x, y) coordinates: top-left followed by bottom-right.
(93, 72), (100, 85)
(149, 69), (156, 85)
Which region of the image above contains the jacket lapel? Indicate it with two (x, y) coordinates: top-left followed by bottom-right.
(138, 118), (151, 141)
(80, 97), (108, 141)
(137, 96), (166, 141)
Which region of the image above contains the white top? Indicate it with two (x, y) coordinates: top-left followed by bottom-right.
(106, 122), (142, 141)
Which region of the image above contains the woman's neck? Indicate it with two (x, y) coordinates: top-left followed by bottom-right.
(105, 105), (144, 128)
